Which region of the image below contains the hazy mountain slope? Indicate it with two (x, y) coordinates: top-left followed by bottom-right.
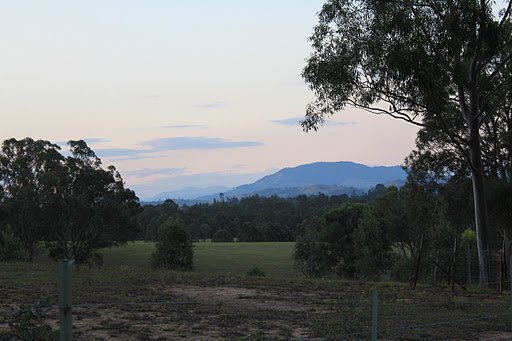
(226, 161), (405, 196)
(147, 161), (406, 203)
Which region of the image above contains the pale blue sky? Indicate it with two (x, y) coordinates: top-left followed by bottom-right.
(0, 1), (420, 199)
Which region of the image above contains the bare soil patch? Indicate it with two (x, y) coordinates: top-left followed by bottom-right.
(478, 331), (512, 341)
(168, 285), (312, 312)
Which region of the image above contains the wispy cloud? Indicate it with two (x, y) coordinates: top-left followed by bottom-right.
(105, 154), (166, 162)
(123, 168), (185, 178)
(162, 124), (208, 129)
(143, 95), (161, 100)
(193, 100), (225, 109)
(94, 137), (263, 160)
(226, 164), (248, 170)
(326, 121), (357, 126)
(94, 148), (144, 158)
(271, 117), (357, 127)
(271, 117), (303, 126)
(56, 137), (110, 147)
(141, 137), (263, 151)
(84, 138), (110, 144)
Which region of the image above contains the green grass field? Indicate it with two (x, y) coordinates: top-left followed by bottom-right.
(1, 241), (511, 340)
(103, 241), (300, 278)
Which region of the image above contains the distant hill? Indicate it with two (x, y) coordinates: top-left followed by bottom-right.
(192, 161), (406, 202)
(227, 161), (405, 195)
(145, 161), (406, 204)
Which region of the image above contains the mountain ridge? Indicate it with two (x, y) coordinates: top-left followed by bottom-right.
(145, 161), (406, 203)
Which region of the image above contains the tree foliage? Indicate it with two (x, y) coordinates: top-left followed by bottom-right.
(294, 203), (392, 279)
(0, 229), (27, 261)
(302, 0), (512, 284)
(0, 138), (63, 259)
(0, 138), (141, 264)
(138, 194), (350, 242)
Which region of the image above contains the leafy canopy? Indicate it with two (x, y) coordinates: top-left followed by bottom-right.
(0, 138), (141, 264)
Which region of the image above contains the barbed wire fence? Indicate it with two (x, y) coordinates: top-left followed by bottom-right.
(2, 291), (509, 340)
(2, 254), (512, 340)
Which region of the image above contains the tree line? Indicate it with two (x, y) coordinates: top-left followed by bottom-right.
(139, 177), (511, 282)
(138, 194), (357, 242)
(1, 136), (511, 284)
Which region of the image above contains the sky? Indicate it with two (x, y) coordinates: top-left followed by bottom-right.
(0, 1), (420, 199)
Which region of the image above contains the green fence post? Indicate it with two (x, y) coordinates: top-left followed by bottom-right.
(59, 259), (74, 341)
(371, 291), (378, 341)
(510, 255), (512, 332)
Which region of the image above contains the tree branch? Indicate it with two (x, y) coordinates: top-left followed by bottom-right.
(498, 0), (512, 31)
(345, 98), (428, 127)
(485, 54), (512, 84)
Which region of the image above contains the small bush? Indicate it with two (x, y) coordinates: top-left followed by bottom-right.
(390, 255), (415, 282)
(211, 229), (233, 242)
(247, 267), (266, 277)
(294, 241), (339, 278)
(152, 219), (193, 270)
(0, 229), (27, 261)
(5, 302), (58, 341)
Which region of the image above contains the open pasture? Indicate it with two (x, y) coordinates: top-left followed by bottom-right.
(1, 242), (511, 340)
(103, 241), (300, 278)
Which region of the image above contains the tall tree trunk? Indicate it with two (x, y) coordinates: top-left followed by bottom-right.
(469, 120), (492, 285)
(467, 35), (492, 284)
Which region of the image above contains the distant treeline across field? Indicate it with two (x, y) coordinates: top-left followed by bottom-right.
(137, 186), (390, 243)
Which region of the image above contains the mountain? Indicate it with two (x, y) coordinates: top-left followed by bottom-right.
(223, 161), (405, 197)
(145, 161), (406, 204)
(190, 161), (406, 202)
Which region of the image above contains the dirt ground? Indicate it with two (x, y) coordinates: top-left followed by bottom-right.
(66, 285), (320, 340)
(2, 279), (512, 340)
(2, 283), (329, 340)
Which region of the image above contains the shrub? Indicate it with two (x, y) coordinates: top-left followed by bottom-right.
(152, 219), (193, 270)
(247, 267), (266, 277)
(0, 229), (27, 261)
(6, 302), (58, 341)
(294, 240), (339, 278)
(353, 209), (395, 279)
(390, 255), (415, 282)
(211, 229), (233, 242)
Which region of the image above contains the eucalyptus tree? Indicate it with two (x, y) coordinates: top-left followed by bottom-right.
(302, 0), (512, 284)
(45, 140), (141, 264)
(0, 138), (64, 259)
(0, 138), (141, 264)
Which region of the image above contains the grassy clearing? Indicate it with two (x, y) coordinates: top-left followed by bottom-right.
(1, 242), (511, 340)
(102, 241), (300, 278)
